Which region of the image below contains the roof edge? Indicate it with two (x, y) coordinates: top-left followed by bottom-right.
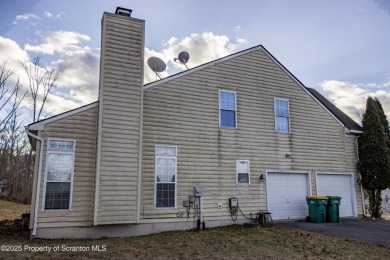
(306, 88), (362, 133)
(28, 101), (98, 131)
(144, 45), (264, 90)
(259, 46), (351, 131)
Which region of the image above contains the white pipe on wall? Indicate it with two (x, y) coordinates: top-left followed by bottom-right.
(25, 127), (44, 236)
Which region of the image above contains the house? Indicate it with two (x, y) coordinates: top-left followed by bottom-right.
(382, 189), (390, 214)
(26, 7), (364, 239)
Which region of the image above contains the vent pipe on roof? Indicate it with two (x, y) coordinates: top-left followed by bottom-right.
(115, 7), (132, 17)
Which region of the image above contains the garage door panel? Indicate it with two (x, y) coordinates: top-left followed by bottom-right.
(267, 172), (309, 220)
(317, 174), (354, 217)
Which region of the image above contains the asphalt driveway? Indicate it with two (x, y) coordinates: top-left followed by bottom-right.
(276, 218), (390, 245)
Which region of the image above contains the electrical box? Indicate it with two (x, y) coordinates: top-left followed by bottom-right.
(217, 202), (222, 209)
(194, 187), (204, 197)
(229, 197), (238, 211)
(183, 200), (189, 207)
(189, 195), (195, 203)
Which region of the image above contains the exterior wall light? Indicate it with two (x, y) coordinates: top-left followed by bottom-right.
(260, 174), (265, 182)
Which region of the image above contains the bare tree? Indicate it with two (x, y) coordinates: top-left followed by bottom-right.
(0, 61), (27, 132)
(0, 58), (58, 204)
(21, 57), (58, 122)
(0, 110), (32, 203)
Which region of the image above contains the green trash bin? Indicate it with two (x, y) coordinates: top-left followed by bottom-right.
(326, 196), (341, 223)
(306, 196), (328, 223)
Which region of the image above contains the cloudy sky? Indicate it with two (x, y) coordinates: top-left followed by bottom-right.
(1, 0), (390, 123)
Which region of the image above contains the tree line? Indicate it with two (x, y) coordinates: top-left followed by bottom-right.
(0, 58), (57, 203)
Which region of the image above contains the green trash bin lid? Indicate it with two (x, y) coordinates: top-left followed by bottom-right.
(326, 196), (341, 205)
(306, 196), (328, 205)
(327, 196), (341, 199)
(306, 196), (329, 200)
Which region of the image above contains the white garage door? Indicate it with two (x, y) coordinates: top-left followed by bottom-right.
(316, 174), (355, 217)
(267, 172), (310, 220)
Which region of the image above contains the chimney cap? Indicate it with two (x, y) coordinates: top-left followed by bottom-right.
(115, 7), (132, 17)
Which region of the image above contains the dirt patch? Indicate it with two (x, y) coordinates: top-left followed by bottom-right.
(0, 223), (30, 240)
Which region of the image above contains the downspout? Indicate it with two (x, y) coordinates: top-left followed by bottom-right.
(25, 127), (44, 236)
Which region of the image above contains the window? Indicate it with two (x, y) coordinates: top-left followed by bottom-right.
(236, 160), (250, 184)
(219, 90), (236, 127)
(44, 139), (75, 210)
(274, 98), (290, 133)
(155, 146), (177, 208)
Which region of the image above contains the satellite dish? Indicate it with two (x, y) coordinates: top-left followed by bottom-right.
(174, 51), (190, 69)
(147, 57), (166, 79)
(178, 51), (189, 64)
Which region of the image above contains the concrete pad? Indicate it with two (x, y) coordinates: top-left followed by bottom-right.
(276, 218), (390, 245)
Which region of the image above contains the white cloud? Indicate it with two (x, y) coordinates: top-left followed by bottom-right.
(163, 32), (246, 67)
(12, 13), (40, 25)
(44, 12), (53, 18)
(144, 32), (248, 84)
(15, 13), (40, 21)
(42, 92), (84, 117)
(44, 11), (64, 19)
(0, 35), (99, 120)
(24, 30), (91, 55)
(320, 80), (365, 100)
(0, 36), (30, 85)
(320, 80), (390, 123)
(52, 48), (100, 105)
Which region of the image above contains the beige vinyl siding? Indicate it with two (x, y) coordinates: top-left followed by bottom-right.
(140, 49), (361, 221)
(95, 13), (144, 224)
(36, 106), (97, 228)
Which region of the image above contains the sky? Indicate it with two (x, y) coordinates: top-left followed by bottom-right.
(1, 0), (390, 123)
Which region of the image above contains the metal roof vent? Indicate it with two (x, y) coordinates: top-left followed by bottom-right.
(115, 7), (132, 17)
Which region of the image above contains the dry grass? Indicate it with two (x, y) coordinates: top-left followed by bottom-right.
(0, 200), (389, 259)
(0, 225), (389, 259)
(0, 200), (30, 221)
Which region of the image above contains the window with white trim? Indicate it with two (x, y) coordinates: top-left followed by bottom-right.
(155, 146), (177, 208)
(236, 160), (250, 184)
(44, 139), (75, 210)
(274, 98), (290, 133)
(219, 90), (236, 127)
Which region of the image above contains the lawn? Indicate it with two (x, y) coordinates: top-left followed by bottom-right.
(0, 225), (389, 259)
(1, 199), (389, 259)
(0, 200), (30, 221)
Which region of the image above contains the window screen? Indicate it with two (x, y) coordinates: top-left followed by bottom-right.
(220, 91), (236, 127)
(275, 99), (290, 133)
(44, 140), (75, 210)
(155, 146), (177, 208)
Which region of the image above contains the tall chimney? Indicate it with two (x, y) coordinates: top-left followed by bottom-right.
(94, 8), (144, 225)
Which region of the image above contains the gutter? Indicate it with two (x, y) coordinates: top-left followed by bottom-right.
(345, 129), (363, 135)
(25, 127), (44, 236)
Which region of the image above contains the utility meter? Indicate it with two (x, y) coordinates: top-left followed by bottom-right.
(229, 197), (238, 212)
